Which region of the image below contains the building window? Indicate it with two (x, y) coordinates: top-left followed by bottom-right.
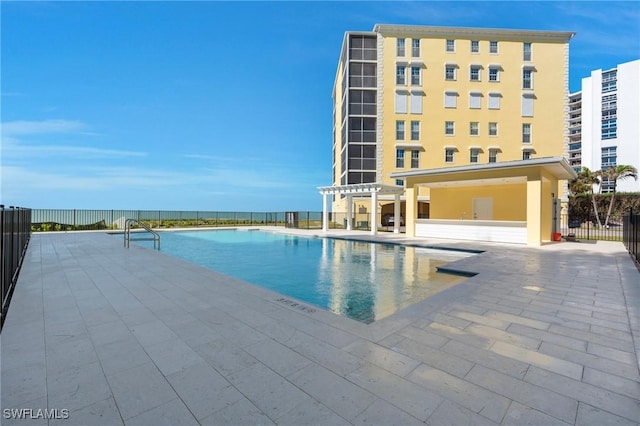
(396, 121), (405, 140)
(395, 179), (404, 186)
(522, 123), (531, 143)
(490, 41), (498, 53)
(396, 66), (406, 85)
(489, 67), (499, 82)
(471, 40), (479, 53)
(411, 66), (421, 85)
(522, 94), (534, 117)
(349, 63), (376, 88)
(446, 39), (455, 52)
(469, 92), (482, 109)
(397, 38), (405, 56)
(349, 35), (377, 61)
(445, 148), (455, 163)
(602, 70), (617, 93)
(523, 42), (532, 61)
(348, 117), (376, 142)
(602, 118), (617, 139)
(488, 93), (501, 109)
(470, 122), (479, 136)
(396, 149), (405, 168)
(411, 121), (420, 141)
(601, 178), (615, 194)
(444, 91), (457, 108)
(522, 150), (532, 160)
(489, 149), (498, 163)
(410, 92), (422, 114)
(470, 66), (481, 81)
(445, 65), (456, 81)
(445, 121), (455, 135)
(489, 122), (498, 136)
(601, 146), (617, 168)
(395, 91), (408, 114)
(523, 68), (533, 89)
(602, 94), (617, 110)
(412, 38), (420, 57)
(470, 148), (479, 163)
(349, 89), (376, 115)
(411, 150), (419, 168)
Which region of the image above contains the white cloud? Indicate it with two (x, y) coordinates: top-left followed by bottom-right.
(3, 142), (147, 159)
(1, 118), (147, 159)
(2, 119), (87, 136)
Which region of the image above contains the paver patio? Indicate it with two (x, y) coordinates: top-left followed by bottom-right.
(2, 228), (639, 425)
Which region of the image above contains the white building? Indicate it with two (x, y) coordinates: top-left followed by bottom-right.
(569, 59), (640, 193)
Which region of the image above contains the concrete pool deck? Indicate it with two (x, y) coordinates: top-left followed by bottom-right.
(2, 228), (639, 425)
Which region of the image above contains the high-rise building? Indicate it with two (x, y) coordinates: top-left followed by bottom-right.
(331, 24), (575, 215)
(568, 59), (640, 193)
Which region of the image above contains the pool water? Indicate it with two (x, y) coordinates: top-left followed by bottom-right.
(134, 229), (473, 323)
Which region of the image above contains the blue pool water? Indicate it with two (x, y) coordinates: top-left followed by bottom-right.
(134, 229), (473, 323)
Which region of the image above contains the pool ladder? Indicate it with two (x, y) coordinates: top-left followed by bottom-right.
(124, 219), (160, 250)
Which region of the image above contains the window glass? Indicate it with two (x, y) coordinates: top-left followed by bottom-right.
(445, 66), (456, 80)
(470, 66), (481, 81)
(396, 149), (405, 168)
(523, 42), (532, 61)
(470, 122), (479, 136)
(445, 121), (454, 135)
(411, 121), (420, 140)
(445, 149), (454, 162)
(397, 38), (405, 56)
(412, 39), (420, 57)
(446, 39), (455, 52)
(396, 121), (405, 140)
(396, 66), (406, 85)
(489, 68), (499, 82)
(411, 150), (419, 168)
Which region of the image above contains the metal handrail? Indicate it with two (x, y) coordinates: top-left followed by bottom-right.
(124, 219), (160, 250)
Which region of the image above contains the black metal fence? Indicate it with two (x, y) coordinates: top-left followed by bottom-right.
(30, 210), (382, 232)
(1, 206), (32, 330)
(561, 214), (624, 241)
(31, 210), (293, 231)
(623, 209), (639, 265)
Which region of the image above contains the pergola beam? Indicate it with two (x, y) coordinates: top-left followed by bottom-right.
(318, 183), (405, 234)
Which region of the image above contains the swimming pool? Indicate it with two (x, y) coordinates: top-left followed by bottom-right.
(133, 229), (474, 323)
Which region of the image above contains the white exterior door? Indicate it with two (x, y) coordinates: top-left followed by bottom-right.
(472, 198), (493, 220)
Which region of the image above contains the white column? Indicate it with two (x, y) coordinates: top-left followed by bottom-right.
(346, 195), (353, 231)
(322, 192), (329, 232)
(393, 193), (401, 234)
(370, 190), (378, 236)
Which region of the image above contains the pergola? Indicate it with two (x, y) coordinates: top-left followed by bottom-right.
(318, 183), (405, 235)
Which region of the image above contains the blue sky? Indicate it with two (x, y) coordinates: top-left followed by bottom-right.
(2, 1), (639, 211)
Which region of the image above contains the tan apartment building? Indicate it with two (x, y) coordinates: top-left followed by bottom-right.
(330, 24), (575, 233)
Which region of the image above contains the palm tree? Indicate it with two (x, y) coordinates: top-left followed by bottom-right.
(572, 167), (603, 227)
(601, 165), (638, 227)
